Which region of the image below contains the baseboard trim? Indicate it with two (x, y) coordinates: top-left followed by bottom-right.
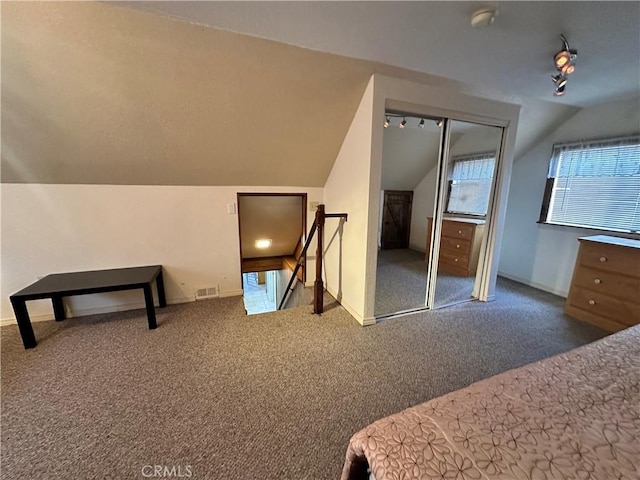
(0, 296), (193, 326)
(497, 272), (568, 298)
(324, 285), (365, 325)
(362, 316), (376, 326)
(220, 289), (243, 298)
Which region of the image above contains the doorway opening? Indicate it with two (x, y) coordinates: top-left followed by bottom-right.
(237, 193), (307, 314)
(380, 190), (413, 250)
(242, 271), (278, 315)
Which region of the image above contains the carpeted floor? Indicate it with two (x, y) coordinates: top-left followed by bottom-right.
(1, 278), (607, 480)
(375, 248), (477, 315)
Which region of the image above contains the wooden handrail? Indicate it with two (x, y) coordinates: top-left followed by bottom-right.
(277, 221), (317, 310)
(277, 204), (347, 314)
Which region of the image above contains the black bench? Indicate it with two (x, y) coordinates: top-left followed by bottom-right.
(9, 265), (166, 349)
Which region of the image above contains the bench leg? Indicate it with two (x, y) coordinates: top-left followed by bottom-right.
(52, 296), (66, 321)
(143, 285), (157, 329)
(156, 270), (167, 308)
(10, 298), (37, 349)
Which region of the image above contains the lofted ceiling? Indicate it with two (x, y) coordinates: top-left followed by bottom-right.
(121, 1), (640, 108)
(2, 2), (637, 187)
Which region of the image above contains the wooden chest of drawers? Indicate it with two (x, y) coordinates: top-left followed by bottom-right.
(425, 217), (486, 277)
(565, 235), (640, 332)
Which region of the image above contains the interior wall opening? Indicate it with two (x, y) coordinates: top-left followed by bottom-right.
(237, 193), (307, 315)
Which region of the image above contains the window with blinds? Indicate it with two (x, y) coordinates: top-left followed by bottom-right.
(539, 135), (640, 233)
(446, 152), (496, 216)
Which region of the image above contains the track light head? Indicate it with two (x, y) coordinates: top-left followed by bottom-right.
(384, 116), (390, 128)
(418, 118), (425, 128)
(552, 74), (568, 89)
(554, 85), (566, 97)
(436, 119), (444, 128)
(399, 118), (407, 129)
(551, 35), (577, 96)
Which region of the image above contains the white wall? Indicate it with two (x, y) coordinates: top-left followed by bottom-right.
(499, 96), (640, 296)
(381, 127), (440, 190)
(323, 77), (376, 325)
(409, 168), (437, 251)
(449, 124), (503, 157)
(1, 184), (322, 323)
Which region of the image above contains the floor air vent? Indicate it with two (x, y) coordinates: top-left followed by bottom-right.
(195, 287), (219, 300)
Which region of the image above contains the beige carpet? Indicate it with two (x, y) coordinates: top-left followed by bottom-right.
(375, 248), (478, 315)
(1, 279), (607, 479)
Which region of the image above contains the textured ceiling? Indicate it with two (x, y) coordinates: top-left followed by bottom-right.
(121, 1), (640, 108)
(238, 195), (304, 259)
(0, 1), (458, 186)
(3, 2), (631, 187)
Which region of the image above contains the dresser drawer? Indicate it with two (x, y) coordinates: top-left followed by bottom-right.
(441, 221), (474, 241)
(569, 286), (640, 327)
(573, 266), (640, 302)
(439, 250), (469, 268)
(440, 236), (471, 255)
(578, 241), (640, 276)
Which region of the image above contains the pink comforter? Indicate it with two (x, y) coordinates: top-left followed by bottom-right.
(341, 325), (640, 480)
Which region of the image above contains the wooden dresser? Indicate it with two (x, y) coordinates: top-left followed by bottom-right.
(425, 217), (486, 277)
(565, 235), (640, 332)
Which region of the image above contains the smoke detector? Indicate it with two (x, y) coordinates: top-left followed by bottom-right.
(471, 8), (498, 28)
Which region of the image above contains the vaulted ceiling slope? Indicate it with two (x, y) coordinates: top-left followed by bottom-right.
(3, 2), (635, 187)
(122, 1), (640, 109)
(1, 1), (454, 186)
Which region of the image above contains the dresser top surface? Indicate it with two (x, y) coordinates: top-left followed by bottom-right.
(430, 216), (486, 225)
(579, 235), (640, 249)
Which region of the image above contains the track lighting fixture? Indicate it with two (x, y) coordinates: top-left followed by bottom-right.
(436, 119), (444, 128)
(382, 113), (440, 129)
(551, 34), (577, 96)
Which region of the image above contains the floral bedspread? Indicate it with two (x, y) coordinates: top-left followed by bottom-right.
(341, 325), (640, 480)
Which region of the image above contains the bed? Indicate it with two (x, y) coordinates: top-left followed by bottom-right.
(341, 325), (640, 480)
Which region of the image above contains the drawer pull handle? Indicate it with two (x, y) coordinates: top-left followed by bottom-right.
(594, 278), (601, 284)
(588, 299), (596, 306)
(454, 258), (459, 262)
(456, 244), (460, 249)
(599, 256), (607, 262)
(458, 230), (463, 234)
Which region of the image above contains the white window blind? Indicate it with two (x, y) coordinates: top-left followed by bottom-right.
(447, 152), (496, 216)
(545, 135), (640, 233)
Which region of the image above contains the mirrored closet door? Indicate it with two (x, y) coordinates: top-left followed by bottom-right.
(429, 121), (504, 309)
(373, 109), (506, 320)
(374, 114), (444, 317)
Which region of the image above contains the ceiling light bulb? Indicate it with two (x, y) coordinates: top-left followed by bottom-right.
(399, 118), (407, 129)
(561, 62), (575, 75)
(255, 239), (272, 249)
(554, 51), (570, 68)
(384, 116), (390, 128)
(418, 119), (425, 128)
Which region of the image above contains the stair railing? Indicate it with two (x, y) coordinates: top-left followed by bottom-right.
(277, 204), (347, 313)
